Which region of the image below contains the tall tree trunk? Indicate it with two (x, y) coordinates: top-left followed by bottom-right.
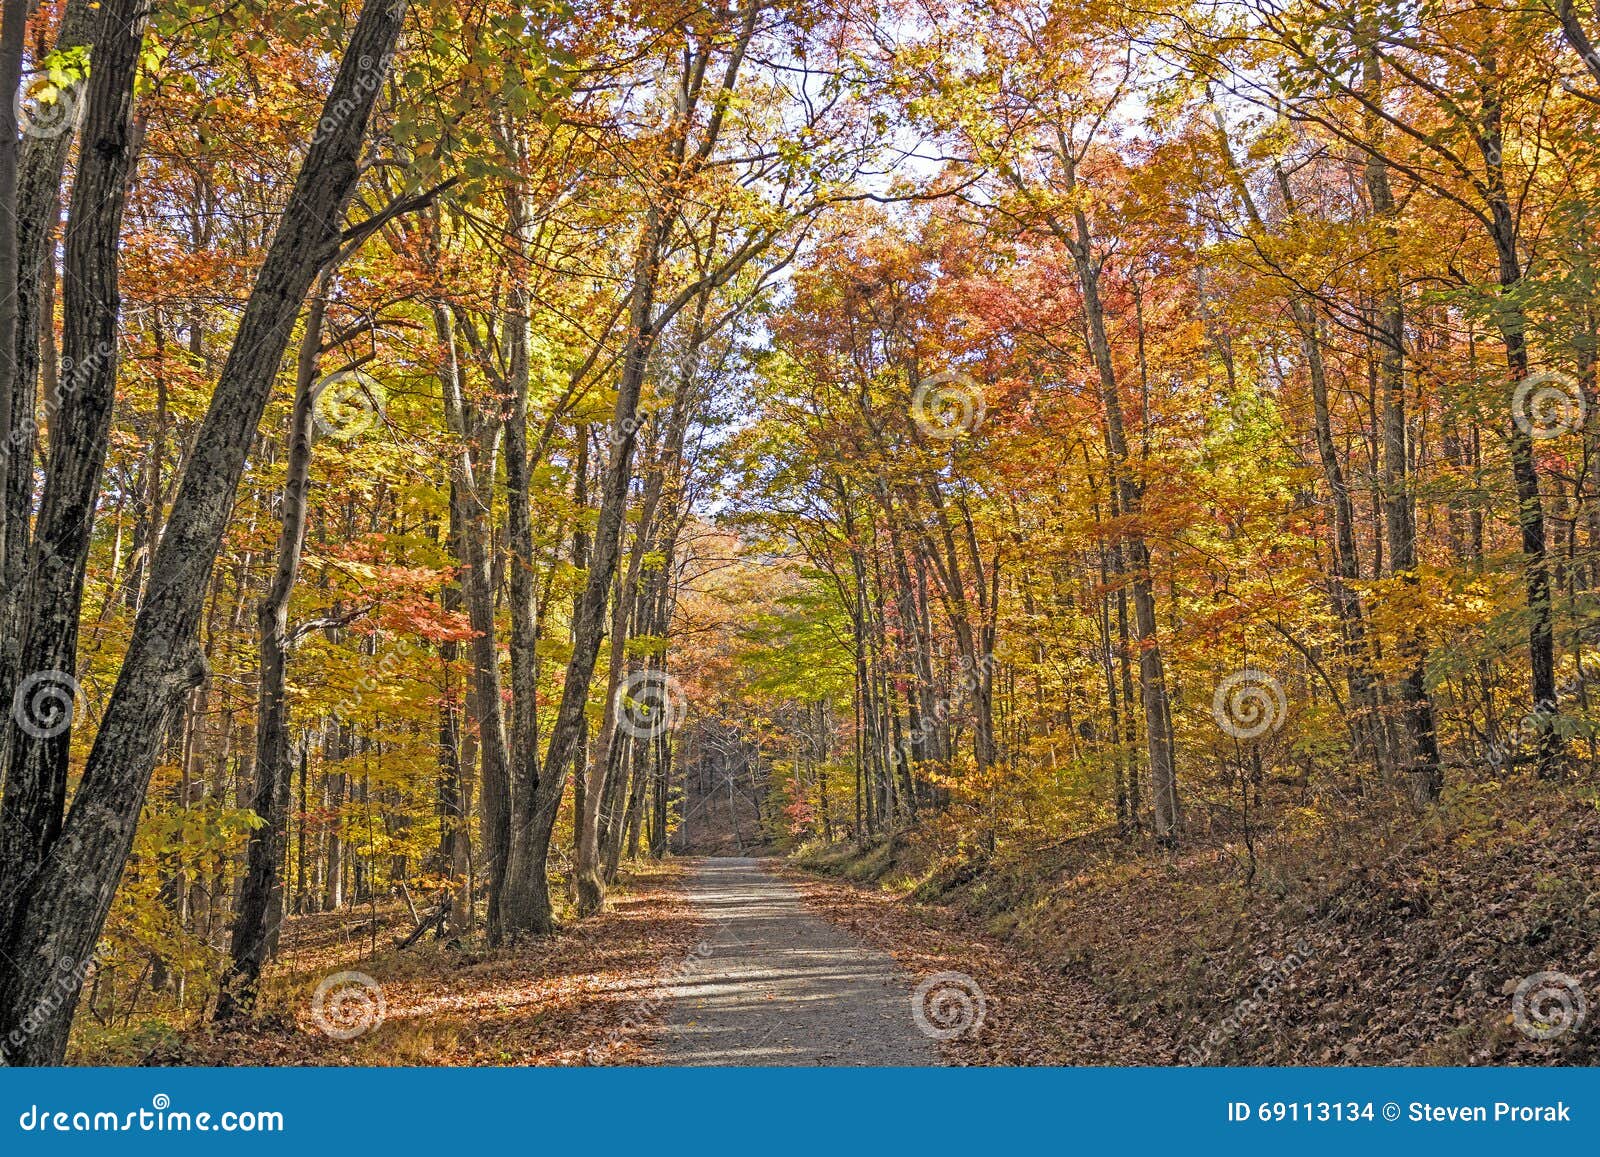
(1248, 149), (1386, 777)
(496, 174), (549, 938)
(1, 0), (112, 709)
(1071, 218), (1179, 840)
(575, 328), (696, 913)
(513, 223), (663, 936)
(0, 0), (406, 1063)
(0, 0), (149, 947)
(0, 0), (32, 576)
(324, 758), (346, 912)
(1299, 303), (1386, 774)
(1479, 71), (1559, 775)
(1004, 148), (1179, 839)
(435, 306), (512, 943)
(1361, 87), (1441, 802)
(560, 9), (762, 920)
(215, 282), (329, 1018)
(437, 577), (471, 933)
(567, 425), (590, 864)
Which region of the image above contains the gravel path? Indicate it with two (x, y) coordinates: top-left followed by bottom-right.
(660, 857), (939, 1065)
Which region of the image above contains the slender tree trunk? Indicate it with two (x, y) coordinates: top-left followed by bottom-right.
(496, 175), (549, 938)
(1258, 154), (1387, 777)
(215, 283), (329, 1018)
(324, 756), (345, 912)
(568, 426), (590, 863)
(575, 331), (696, 912)
(1479, 84), (1559, 775)
(435, 306), (512, 943)
(1072, 226), (1179, 840)
(1363, 44), (1441, 802)
(528, 223), (662, 933)
(2, 0), (110, 693)
(1369, 243), (1442, 801)
(437, 578), (471, 933)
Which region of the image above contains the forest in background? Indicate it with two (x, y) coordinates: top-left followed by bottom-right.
(0, 0), (1598, 1064)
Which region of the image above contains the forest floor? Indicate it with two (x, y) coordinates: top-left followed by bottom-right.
(84, 774), (1599, 1066)
(95, 863), (706, 1066)
(779, 862), (1166, 1064)
(101, 853), (1159, 1066)
(789, 774), (1600, 1065)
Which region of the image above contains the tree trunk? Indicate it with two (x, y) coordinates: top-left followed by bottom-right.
(575, 331), (695, 912)
(1480, 89), (1559, 775)
(1363, 44), (1441, 802)
(1071, 221), (1179, 840)
(495, 175), (549, 939)
(215, 282), (329, 1018)
(0, 0), (32, 576)
(514, 224), (662, 935)
(0, 0), (406, 1064)
(435, 306), (512, 943)
(0, 0), (149, 949)
(1, 0), (113, 708)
